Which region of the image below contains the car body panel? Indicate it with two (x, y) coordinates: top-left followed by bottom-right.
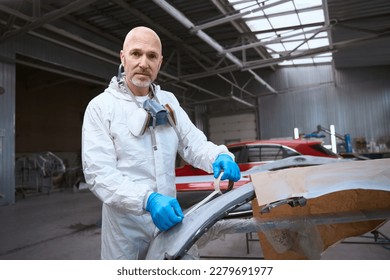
(146, 182), (256, 260)
(147, 156), (355, 260)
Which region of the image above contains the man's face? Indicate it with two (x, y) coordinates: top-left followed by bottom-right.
(120, 29), (163, 95)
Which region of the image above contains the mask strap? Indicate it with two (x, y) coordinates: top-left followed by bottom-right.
(117, 64), (124, 83)
(149, 83), (159, 100)
(164, 104), (184, 148)
(150, 126), (158, 151)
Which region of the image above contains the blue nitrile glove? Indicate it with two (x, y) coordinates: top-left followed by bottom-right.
(212, 154), (241, 182)
(146, 192), (184, 231)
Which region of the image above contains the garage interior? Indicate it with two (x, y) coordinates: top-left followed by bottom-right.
(0, 0), (390, 260)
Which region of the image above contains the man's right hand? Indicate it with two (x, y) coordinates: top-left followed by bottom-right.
(146, 192), (184, 231)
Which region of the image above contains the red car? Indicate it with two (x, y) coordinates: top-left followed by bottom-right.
(176, 139), (340, 176)
(176, 139), (341, 208)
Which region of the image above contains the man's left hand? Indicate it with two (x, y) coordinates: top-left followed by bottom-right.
(212, 154), (241, 182)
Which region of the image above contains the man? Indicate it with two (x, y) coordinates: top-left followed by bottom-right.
(82, 26), (240, 260)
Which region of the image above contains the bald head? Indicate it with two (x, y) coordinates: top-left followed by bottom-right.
(123, 26), (162, 55)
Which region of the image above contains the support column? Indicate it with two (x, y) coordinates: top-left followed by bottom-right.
(0, 45), (16, 206)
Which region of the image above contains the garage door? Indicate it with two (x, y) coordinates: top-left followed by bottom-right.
(209, 113), (257, 145)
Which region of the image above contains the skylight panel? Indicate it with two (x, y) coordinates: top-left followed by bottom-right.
(263, 1), (295, 14)
(316, 52), (332, 57)
(227, 0), (332, 66)
(279, 60), (294, 66)
(283, 33), (306, 41)
(255, 31), (278, 41)
(246, 18), (272, 31)
(266, 43), (286, 53)
(283, 41), (304, 51)
(314, 31), (329, 39)
(307, 38), (329, 48)
(268, 14), (300, 29)
(292, 57), (314, 64)
(298, 10), (324, 25)
(230, 0), (259, 13)
(313, 55), (332, 63)
(294, 0), (322, 10)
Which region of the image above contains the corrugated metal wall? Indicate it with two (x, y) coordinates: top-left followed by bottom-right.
(258, 65), (390, 152)
(0, 42), (16, 206)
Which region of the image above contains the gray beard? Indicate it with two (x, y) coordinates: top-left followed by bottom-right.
(131, 77), (151, 88)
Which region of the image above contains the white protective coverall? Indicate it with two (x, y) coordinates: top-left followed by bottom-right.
(82, 77), (234, 259)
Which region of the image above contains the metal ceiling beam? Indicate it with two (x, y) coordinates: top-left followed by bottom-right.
(330, 11), (390, 25)
(249, 22), (325, 36)
(151, 0), (243, 67)
(152, 0), (278, 94)
(231, 94), (255, 108)
(179, 28), (390, 78)
(224, 25), (331, 53)
(158, 71), (229, 100)
(16, 58), (108, 86)
(244, 5), (323, 21)
(211, 0), (276, 72)
(191, 0), (291, 32)
(247, 69), (276, 94)
(64, 13), (122, 46)
(178, 61), (271, 83)
(180, 64), (239, 81)
(0, 0), (99, 42)
(185, 49), (256, 97)
(0, 6), (118, 58)
(243, 29), (390, 70)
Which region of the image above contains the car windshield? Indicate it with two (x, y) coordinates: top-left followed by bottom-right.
(310, 143), (339, 157)
(229, 145), (300, 163)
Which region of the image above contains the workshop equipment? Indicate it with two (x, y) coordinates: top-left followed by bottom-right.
(15, 152), (66, 196)
(304, 125), (352, 153)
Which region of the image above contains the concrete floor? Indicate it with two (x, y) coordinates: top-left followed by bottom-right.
(0, 188), (389, 260)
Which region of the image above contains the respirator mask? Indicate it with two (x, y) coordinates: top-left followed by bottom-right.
(128, 99), (173, 137)
(116, 64), (179, 150)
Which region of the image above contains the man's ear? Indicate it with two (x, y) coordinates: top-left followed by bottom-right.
(157, 56), (163, 71)
(120, 50), (125, 66)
